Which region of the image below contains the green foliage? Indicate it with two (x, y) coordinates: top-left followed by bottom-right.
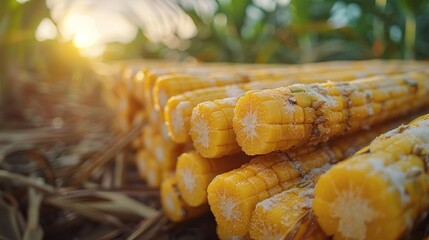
(133, 0), (429, 63)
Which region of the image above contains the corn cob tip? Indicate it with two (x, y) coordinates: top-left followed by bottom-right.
(314, 114), (429, 240)
(207, 174), (256, 237)
(135, 150), (149, 179)
(161, 177), (209, 222)
(176, 154), (200, 206)
(314, 161), (398, 240)
(177, 152), (251, 207)
(190, 109), (210, 148)
(146, 157), (162, 187)
(233, 89), (296, 155)
(191, 97), (241, 158)
(164, 97), (192, 143)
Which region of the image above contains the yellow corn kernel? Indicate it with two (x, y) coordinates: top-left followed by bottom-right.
(249, 168), (326, 240)
(233, 72), (429, 155)
(176, 151), (251, 207)
(313, 113), (429, 240)
(207, 121), (399, 238)
(160, 177), (209, 222)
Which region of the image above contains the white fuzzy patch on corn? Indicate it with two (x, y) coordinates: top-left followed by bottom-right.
(366, 158), (410, 204)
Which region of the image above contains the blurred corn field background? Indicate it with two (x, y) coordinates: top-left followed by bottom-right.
(2, 0), (429, 124)
(1, 0), (429, 239)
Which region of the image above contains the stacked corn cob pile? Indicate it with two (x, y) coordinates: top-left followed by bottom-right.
(113, 60), (429, 239)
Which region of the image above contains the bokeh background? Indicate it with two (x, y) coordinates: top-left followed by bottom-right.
(1, 0), (429, 125)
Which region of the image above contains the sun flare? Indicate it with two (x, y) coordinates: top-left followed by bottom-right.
(62, 13), (99, 49)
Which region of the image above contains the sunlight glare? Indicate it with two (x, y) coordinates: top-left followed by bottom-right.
(63, 13), (100, 49)
(35, 18), (58, 41)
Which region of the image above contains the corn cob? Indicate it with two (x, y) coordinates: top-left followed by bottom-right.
(246, 59), (427, 82)
(133, 69), (146, 106)
(153, 73), (249, 112)
(233, 71), (429, 155)
(161, 61), (419, 137)
(248, 165), (329, 240)
(207, 123), (396, 239)
(245, 60), (372, 81)
(166, 69), (383, 143)
(160, 64), (394, 133)
(142, 125), (158, 150)
(165, 84), (246, 143)
(152, 135), (183, 171)
(190, 70), (424, 158)
(160, 177), (209, 222)
(141, 123), (189, 185)
(216, 225), (250, 240)
(143, 65), (242, 109)
(116, 94), (143, 133)
(218, 209), (327, 240)
(313, 113), (429, 240)
(176, 151), (251, 207)
(191, 97), (240, 158)
(144, 66), (246, 123)
(143, 68), (184, 121)
(284, 211), (329, 240)
(136, 149), (151, 180)
(145, 154), (163, 188)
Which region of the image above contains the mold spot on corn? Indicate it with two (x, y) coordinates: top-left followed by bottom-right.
(331, 188), (379, 240)
(365, 158), (410, 204)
